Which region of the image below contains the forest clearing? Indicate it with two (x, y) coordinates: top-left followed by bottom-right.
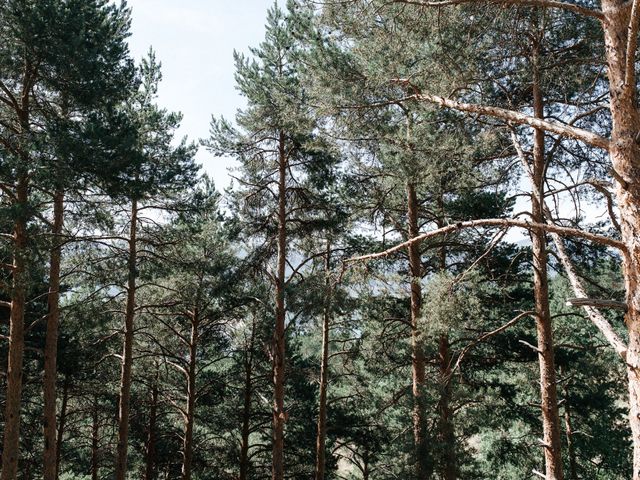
(1, 0), (640, 479)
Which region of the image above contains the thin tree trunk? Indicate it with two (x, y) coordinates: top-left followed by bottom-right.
(272, 130), (287, 480)
(43, 189), (64, 480)
(531, 33), (564, 480)
(91, 396), (100, 480)
(435, 190), (457, 480)
(239, 319), (255, 480)
(1, 172), (29, 480)
(115, 198), (138, 480)
(144, 375), (159, 480)
(406, 181), (430, 479)
(315, 242), (332, 480)
(181, 312), (198, 480)
(56, 376), (70, 477)
(559, 367), (578, 480)
(438, 335), (456, 480)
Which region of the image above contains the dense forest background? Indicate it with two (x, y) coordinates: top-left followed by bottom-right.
(1, 0), (640, 479)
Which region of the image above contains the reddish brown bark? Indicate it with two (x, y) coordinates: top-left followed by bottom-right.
(43, 190), (64, 480)
(272, 130), (287, 480)
(115, 198), (138, 480)
(1, 173), (29, 480)
(406, 182), (431, 479)
(598, 3), (640, 477)
(531, 35), (563, 480)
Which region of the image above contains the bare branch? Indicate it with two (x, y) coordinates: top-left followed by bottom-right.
(566, 297), (628, 311)
(551, 230), (628, 360)
(452, 310), (534, 375)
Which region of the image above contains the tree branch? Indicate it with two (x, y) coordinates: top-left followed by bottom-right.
(551, 231), (628, 361)
(392, 0), (604, 19)
(412, 92), (610, 150)
(346, 218), (625, 264)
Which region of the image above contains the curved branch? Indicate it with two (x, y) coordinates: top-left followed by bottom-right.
(346, 218), (626, 263)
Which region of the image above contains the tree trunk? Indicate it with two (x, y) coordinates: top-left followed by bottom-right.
(181, 313), (198, 480)
(438, 335), (456, 480)
(531, 34), (564, 480)
(406, 182), (430, 479)
(144, 376), (159, 480)
(314, 243), (332, 480)
(91, 396), (100, 480)
(115, 198), (138, 480)
(559, 367), (578, 480)
(239, 320), (255, 480)
(599, 3), (640, 477)
(272, 130), (287, 480)
(1, 172), (29, 480)
(43, 189), (64, 480)
(56, 376), (69, 478)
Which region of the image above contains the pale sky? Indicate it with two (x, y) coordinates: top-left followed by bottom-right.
(126, 0), (275, 189)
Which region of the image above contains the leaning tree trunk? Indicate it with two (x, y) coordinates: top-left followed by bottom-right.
(406, 181), (431, 479)
(314, 242), (332, 480)
(1, 171), (29, 480)
(272, 130), (288, 480)
(115, 198), (138, 480)
(181, 312), (199, 480)
(43, 189), (64, 480)
(531, 35), (563, 480)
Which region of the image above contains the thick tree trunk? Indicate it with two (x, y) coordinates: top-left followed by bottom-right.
(314, 243), (332, 480)
(272, 130), (287, 480)
(239, 322), (255, 480)
(115, 198), (138, 480)
(406, 182), (430, 479)
(599, 4), (640, 477)
(531, 36), (564, 480)
(56, 377), (69, 477)
(181, 313), (198, 480)
(43, 190), (64, 480)
(1, 173), (29, 480)
(144, 377), (159, 480)
(91, 397), (100, 480)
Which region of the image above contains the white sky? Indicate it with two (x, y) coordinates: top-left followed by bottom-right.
(126, 0), (275, 189)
